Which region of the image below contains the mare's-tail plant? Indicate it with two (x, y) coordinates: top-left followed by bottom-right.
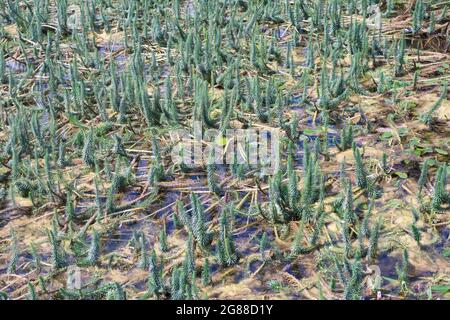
(343, 221), (353, 258)
(159, 221), (168, 252)
(384, 0), (394, 17)
(428, 12), (436, 35)
(38, 276), (47, 294)
(184, 234), (196, 275)
(260, 231), (269, 261)
(190, 193), (213, 249)
(367, 218), (382, 262)
(309, 209), (325, 246)
(112, 134), (128, 158)
(395, 33), (406, 76)
(147, 249), (164, 298)
(170, 267), (183, 300)
(28, 282), (37, 300)
(287, 141), (299, 214)
(396, 249), (409, 294)
(438, 5), (448, 23)
(412, 0), (425, 34)
(176, 199), (190, 228)
(7, 228), (19, 274)
(85, 229), (100, 266)
(48, 229), (66, 270)
(289, 223), (313, 257)
(57, 138), (66, 167)
(411, 223), (421, 247)
(360, 200), (373, 244)
(417, 159), (429, 195)
(420, 83), (448, 125)
(217, 206), (239, 267)
(353, 144), (368, 189)
(207, 145), (221, 195)
(29, 242), (41, 271)
(306, 35), (315, 69)
(106, 283), (126, 300)
(82, 127), (95, 167)
(431, 164), (448, 212)
(201, 258), (212, 286)
(380, 152), (390, 173)
(138, 232), (149, 270)
(335, 124), (353, 151)
(342, 179), (357, 225)
(65, 192), (75, 224)
(343, 251), (363, 300)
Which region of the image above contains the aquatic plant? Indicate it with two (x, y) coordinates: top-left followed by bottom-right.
(159, 221), (168, 253)
(335, 124), (353, 151)
(342, 179), (357, 225)
(138, 232), (149, 270)
(201, 258), (212, 286)
(412, 0), (425, 34)
(428, 12), (436, 35)
(28, 282), (37, 300)
(48, 229), (66, 270)
(431, 164), (448, 212)
(260, 231), (269, 261)
(170, 267), (182, 300)
(343, 252), (363, 300)
(353, 143), (368, 190)
(86, 229), (101, 266)
(396, 249), (409, 294)
(411, 223), (421, 246)
(420, 83), (448, 125)
(190, 193), (213, 249)
(112, 135), (128, 158)
(287, 141), (299, 214)
(395, 32), (406, 76)
(207, 145), (221, 195)
(65, 192), (75, 223)
(57, 139), (66, 167)
(342, 220), (353, 258)
(29, 243), (41, 271)
(38, 276), (46, 294)
(106, 283), (126, 300)
(289, 223), (313, 257)
(0, 0), (446, 301)
(7, 228), (19, 274)
(361, 200), (373, 241)
(148, 249), (164, 298)
(367, 218), (382, 262)
(217, 206), (239, 267)
(82, 128), (95, 167)
(384, 0), (394, 17)
(438, 5), (448, 22)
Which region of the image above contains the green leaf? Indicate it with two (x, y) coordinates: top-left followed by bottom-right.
(431, 285), (450, 295)
(215, 135), (227, 146)
(397, 128), (408, 136)
(385, 199), (404, 209)
(435, 148), (448, 156)
(381, 132), (393, 140)
(68, 114), (88, 130)
(395, 172), (408, 179)
(303, 128), (322, 136)
(442, 247), (450, 257)
(409, 137), (420, 147)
